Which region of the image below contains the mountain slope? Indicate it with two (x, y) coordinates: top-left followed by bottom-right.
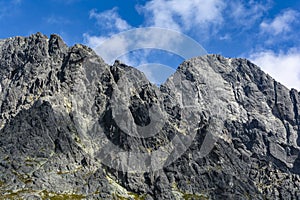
(0, 33), (300, 199)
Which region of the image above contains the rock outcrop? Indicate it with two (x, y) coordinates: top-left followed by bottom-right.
(0, 33), (300, 199)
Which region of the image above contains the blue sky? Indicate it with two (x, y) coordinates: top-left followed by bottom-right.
(1, 0), (300, 89)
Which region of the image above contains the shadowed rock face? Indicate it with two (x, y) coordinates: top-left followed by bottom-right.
(0, 33), (300, 199)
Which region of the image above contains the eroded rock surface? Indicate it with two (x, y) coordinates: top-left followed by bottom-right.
(0, 33), (300, 199)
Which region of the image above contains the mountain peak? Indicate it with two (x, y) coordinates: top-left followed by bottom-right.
(0, 34), (300, 199)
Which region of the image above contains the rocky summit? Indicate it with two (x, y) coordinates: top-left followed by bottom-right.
(0, 33), (300, 199)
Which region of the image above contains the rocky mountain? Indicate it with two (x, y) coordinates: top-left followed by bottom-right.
(0, 33), (300, 199)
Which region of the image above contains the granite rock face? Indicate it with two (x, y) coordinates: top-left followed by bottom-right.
(0, 33), (300, 199)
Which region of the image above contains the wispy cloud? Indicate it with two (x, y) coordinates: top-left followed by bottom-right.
(219, 34), (231, 41)
(260, 9), (300, 35)
(83, 34), (108, 49)
(84, 1), (300, 89)
(85, 27), (206, 64)
(243, 8), (300, 90)
(85, 0), (224, 66)
(46, 15), (70, 25)
(137, 0), (225, 32)
(249, 49), (300, 90)
(89, 8), (132, 34)
(228, 0), (270, 26)
(84, 7), (133, 61)
(85, 0), (272, 49)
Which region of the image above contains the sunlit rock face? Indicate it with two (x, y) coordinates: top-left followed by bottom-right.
(0, 33), (300, 199)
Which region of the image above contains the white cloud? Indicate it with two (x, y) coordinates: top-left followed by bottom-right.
(84, 1), (300, 90)
(83, 34), (108, 49)
(84, 8), (133, 62)
(219, 34), (231, 40)
(229, 0), (270, 26)
(85, 27), (207, 65)
(260, 9), (299, 35)
(249, 49), (300, 90)
(46, 16), (70, 25)
(137, 0), (225, 32)
(84, 33), (131, 64)
(90, 8), (131, 33)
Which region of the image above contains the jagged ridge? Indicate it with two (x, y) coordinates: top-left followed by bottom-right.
(0, 33), (300, 199)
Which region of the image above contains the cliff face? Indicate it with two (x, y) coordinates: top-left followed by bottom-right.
(0, 33), (300, 199)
